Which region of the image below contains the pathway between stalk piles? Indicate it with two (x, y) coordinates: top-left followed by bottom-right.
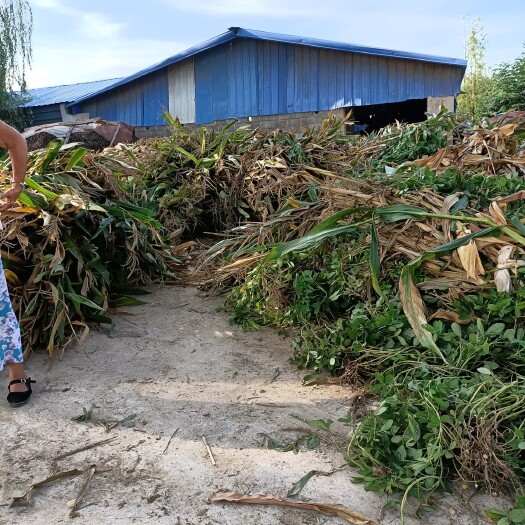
(0, 287), (495, 524)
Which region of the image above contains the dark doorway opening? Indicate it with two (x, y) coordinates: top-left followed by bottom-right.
(347, 98), (427, 134)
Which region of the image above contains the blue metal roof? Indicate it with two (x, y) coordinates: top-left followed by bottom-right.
(23, 78), (123, 107)
(69, 28), (466, 106)
(233, 28), (467, 66)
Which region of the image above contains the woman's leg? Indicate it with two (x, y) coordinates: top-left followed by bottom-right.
(0, 257), (26, 391)
(7, 362), (28, 392)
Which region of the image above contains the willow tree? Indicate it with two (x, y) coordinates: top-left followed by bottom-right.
(0, 0), (32, 128)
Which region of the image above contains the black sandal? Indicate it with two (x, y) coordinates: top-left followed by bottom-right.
(7, 378), (35, 408)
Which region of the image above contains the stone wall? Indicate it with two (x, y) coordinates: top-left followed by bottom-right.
(427, 95), (456, 116)
(215, 108), (346, 133)
(135, 125), (172, 139)
(134, 108), (346, 138)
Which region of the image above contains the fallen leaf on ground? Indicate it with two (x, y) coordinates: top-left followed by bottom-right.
(287, 470), (318, 497)
(69, 465), (97, 518)
(10, 469), (83, 508)
(209, 492), (379, 525)
(428, 309), (476, 324)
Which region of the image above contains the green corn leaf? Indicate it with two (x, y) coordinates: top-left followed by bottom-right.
(399, 226), (500, 361)
(511, 216), (525, 235)
(17, 191), (48, 209)
(91, 217), (114, 240)
(375, 204), (429, 223)
(89, 261), (110, 285)
(287, 470), (318, 498)
(450, 194), (470, 214)
(406, 226), (500, 265)
(172, 145), (200, 165)
(63, 236), (84, 263)
(370, 218), (384, 297)
(25, 177), (59, 200)
(308, 206), (373, 235)
(65, 148), (88, 171)
(38, 141), (62, 173)
(63, 292), (105, 312)
(501, 225), (525, 245)
(267, 222), (365, 260)
(115, 201), (157, 216)
(109, 296), (147, 307)
(50, 174), (82, 190)
(222, 119), (238, 132)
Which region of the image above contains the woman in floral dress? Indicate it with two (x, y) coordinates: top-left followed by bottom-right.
(0, 120), (35, 407)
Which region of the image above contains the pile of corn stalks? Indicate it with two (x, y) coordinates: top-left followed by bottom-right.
(184, 115), (525, 358)
(414, 117), (525, 174)
(0, 141), (181, 355)
(4, 113), (524, 358)
(201, 172), (525, 357)
(108, 116), (389, 234)
(3, 112), (524, 351)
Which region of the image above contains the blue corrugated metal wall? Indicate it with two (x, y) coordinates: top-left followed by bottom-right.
(30, 104), (63, 126)
(73, 70), (168, 126)
(194, 39), (464, 124)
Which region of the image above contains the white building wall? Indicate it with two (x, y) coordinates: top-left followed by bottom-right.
(168, 59), (196, 124)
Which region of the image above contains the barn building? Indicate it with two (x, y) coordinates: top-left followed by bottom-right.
(52, 28), (467, 136)
(22, 78), (122, 127)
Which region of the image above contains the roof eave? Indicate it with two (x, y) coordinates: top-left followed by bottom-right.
(67, 30), (237, 107)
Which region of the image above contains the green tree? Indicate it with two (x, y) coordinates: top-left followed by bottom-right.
(456, 17), (493, 122)
(489, 48), (525, 113)
(0, 0), (32, 128)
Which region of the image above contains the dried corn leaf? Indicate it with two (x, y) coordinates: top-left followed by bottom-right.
(209, 492), (378, 525)
(456, 238), (485, 284)
(10, 468), (83, 508)
(428, 309), (475, 324)
(494, 190), (525, 204)
(218, 253), (266, 272)
(399, 271), (445, 361)
(440, 193), (463, 240)
(399, 226), (498, 356)
(488, 201), (507, 225)
(495, 245), (515, 292)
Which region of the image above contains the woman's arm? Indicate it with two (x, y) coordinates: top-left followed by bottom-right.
(0, 120), (28, 211)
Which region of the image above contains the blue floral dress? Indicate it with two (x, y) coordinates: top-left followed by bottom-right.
(0, 257), (23, 370)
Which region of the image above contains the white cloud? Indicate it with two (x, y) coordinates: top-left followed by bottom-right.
(80, 12), (125, 39)
(28, 3), (137, 86)
(30, 0), (62, 9)
(27, 37), (189, 87)
(163, 0), (329, 18)
(32, 2), (126, 38)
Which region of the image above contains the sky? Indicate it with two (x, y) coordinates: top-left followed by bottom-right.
(27, 0), (525, 89)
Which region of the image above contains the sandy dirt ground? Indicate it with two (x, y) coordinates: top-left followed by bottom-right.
(0, 286), (503, 524)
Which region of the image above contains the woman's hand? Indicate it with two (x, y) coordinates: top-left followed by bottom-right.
(0, 183), (24, 211)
